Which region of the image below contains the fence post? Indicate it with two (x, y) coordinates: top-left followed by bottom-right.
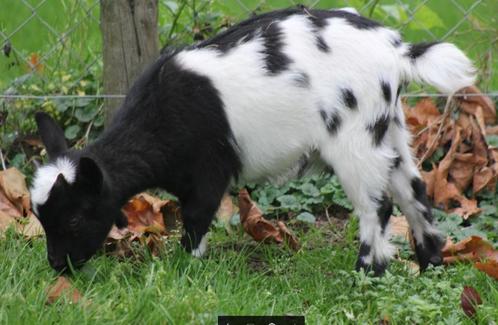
(100, 0), (159, 127)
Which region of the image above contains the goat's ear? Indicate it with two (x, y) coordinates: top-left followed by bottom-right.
(75, 157), (103, 194)
(35, 112), (67, 158)
(50, 173), (70, 197)
(114, 212), (128, 229)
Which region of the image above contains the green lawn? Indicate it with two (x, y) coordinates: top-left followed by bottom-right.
(1, 218), (497, 324)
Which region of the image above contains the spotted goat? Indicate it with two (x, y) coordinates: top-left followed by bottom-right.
(31, 8), (475, 275)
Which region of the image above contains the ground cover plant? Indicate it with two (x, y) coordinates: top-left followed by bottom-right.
(1, 1), (498, 324)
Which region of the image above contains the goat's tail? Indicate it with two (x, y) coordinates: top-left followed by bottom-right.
(401, 42), (476, 94)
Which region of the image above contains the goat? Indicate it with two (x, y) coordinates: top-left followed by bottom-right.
(31, 7), (475, 275)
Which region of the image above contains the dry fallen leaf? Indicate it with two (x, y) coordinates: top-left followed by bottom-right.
(216, 194), (236, 233)
(238, 189), (299, 251)
(46, 276), (83, 305)
(122, 194), (168, 235)
(474, 260), (498, 280)
(105, 193), (180, 257)
(0, 168), (31, 217)
(458, 86), (496, 125)
(390, 216), (411, 242)
(442, 236), (498, 264)
(460, 286), (482, 318)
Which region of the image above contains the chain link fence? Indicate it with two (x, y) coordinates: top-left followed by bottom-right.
(1, 0), (496, 96)
(0, 0), (496, 171)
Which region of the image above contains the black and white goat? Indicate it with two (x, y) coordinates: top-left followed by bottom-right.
(31, 8), (475, 275)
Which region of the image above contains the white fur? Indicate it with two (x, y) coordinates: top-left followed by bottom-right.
(191, 235), (208, 258)
(177, 12), (470, 265)
(405, 42), (476, 94)
(31, 157), (76, 215)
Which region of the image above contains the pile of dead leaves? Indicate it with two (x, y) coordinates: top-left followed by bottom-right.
(405, 86), (497, 218)
(105, 193), (181, 257)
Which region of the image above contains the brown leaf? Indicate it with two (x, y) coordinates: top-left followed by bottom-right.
(448, 153), (474, 192)
(216, 194), (236, 233)
(404, 98), (441, 129)
(390, 216), (411, 242)
(122, 194), (168, 235)
(473, 166), (495, 194)
(421, 169), (436, 198)
(0, 168), (31, 217)
(460, 286), (482, 318)
(277, 221), (300, 251)
(474, 260), (498, 280)
(239, 189), (299, 250)
(458, 86), (496, 125)
(470, 117), (488, 167)
(442, 236), (498, 264)
(0, 210), (17, 234)
(46, 276), (82, 305)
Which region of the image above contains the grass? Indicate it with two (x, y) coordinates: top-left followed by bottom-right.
(1, 218), (497, 324)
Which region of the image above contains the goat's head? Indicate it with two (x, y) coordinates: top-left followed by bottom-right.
(31, 112), (127, 272)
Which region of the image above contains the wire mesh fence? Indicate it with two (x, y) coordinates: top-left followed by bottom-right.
(1, 0), (496, 98)
(0, 0), (496, 171)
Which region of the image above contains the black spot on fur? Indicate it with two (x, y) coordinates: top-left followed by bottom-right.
(316, 35), (330, 52)
(320, 109), (342, 136)
(393, 154), (402, 169)
(200, 8), (382, 54)
(261, 23), (292, 74)
(356, 242), (387, 276)
(396, 84), (402, 102)
(414, 233), (445, 271)
(358, 242), (371, 258)
(391, 36), (402, 47)
(411, 178), (433, 223)
(368, 115), (390, 146)
(406, 41), (440, 60)
(381, 81), (391, 104)
(341, 89), (357, 110)
(312, 9), (381, 30)
(293, 72), (310, 88)
(376, 193), (393, 234)
(393, 115), (403, 128)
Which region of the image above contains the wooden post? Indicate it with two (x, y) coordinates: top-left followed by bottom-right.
(100, 0), (159, 126)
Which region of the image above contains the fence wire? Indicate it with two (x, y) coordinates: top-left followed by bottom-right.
(0, 0), (497, 100)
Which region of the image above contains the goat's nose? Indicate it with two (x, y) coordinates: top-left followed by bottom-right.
(48, 256), (67, 272)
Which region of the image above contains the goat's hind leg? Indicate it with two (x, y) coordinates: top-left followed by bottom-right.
(320, 131), (397, 276)
(388, 118), (445, 270)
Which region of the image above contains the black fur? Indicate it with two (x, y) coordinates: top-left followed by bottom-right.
(406, 41), (440, 60)
(355, 243), (387, 276)
(35, 52), (241, 271)
(411, 178), (433, 223)
(261, 23), (292, 74)
(376, 193), (393, 234)
(391, 36), (402, 47)
(414, 233), (445, 271)
(320, 109), (342, 136)
(393, 154), (403, 169)
(393, 115), (403, 128)
(200, 7), (381, 54)
(341, 88), (357, 110)
(368, 115), (390, 146)
(316, 35), (330, 52)
(395, 84), (402, 103)
(35, 112), (68, 158)
(381, 80), (391, 104)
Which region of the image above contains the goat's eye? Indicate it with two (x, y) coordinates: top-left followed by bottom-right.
(68, 217), (80, 229)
